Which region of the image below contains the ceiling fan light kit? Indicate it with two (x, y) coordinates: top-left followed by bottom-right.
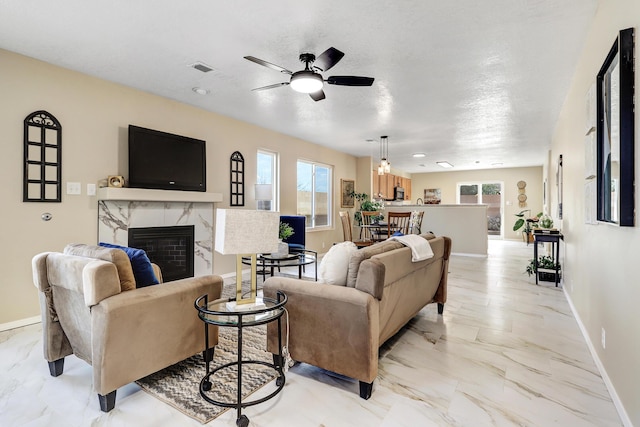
(245, 47), (374, 101)
(290, 70), (323, 93)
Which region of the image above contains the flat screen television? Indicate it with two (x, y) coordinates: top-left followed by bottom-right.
(128, 125), (206, 192)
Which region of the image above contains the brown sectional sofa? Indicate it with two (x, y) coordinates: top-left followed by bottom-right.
(263, 233), (451, 399)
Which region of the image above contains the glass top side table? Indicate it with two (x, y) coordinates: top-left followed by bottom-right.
(194, 292), (287, 427)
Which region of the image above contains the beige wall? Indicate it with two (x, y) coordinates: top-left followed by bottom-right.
(411, 166), (543, 240)
(549, 0), (639, 424)
(0, 49), (354, 325)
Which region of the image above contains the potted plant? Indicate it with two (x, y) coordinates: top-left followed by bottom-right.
(513, 210), (541, 243)
(272, 222), (294, 258)
(349, 192), (384, 225)
(279, 222), (294, 240)
(525, 255), (561, 281)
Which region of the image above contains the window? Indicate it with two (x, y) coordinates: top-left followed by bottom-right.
(297, 160), (332, 229)
(256, 150), (278, 211)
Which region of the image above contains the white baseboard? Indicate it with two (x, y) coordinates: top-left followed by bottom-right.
(451, 252), (487, 258)
(563, 289), (633, 427)
(0, 315), (41, 332)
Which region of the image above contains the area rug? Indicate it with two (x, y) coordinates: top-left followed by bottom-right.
(136, 273), (310, 423)
(136, 325), (277, 424)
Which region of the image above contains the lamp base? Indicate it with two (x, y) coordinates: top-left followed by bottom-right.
(225, 297), (266, 312)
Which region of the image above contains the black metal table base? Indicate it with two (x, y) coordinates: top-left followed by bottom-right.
(199, 360), (285, 425)
(195, 293), (287, 426)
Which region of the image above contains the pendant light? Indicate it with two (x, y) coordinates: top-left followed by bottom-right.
(377, 136), (390, 175)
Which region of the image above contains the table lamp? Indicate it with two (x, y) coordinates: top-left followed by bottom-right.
(255, 183), (273, 210)
(215, 208), (280, 309)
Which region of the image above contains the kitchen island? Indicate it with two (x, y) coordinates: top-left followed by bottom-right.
(383, 203), (488, 256)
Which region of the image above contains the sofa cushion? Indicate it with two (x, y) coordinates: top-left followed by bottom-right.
(64, 243), (136, 291)
(318, 241), (357, 286)
(99, 243), (159, 288)
(345, 240), (404, 287)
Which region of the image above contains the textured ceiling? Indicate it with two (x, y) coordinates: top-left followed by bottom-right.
(0, 0), (597, 173)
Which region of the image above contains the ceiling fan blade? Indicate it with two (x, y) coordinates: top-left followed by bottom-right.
(326, 76), (375, 86)
(313, 47), (344, 72)
(244, 56), (293, 75)
(309, 90), (326, 101)
(252, 82), (289, 91)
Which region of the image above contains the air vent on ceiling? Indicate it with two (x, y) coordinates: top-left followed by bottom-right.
(188, 62), (215, 73)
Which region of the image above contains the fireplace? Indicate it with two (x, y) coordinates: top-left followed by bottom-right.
(128, 225), (194, 282)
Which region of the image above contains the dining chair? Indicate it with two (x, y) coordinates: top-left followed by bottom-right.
(361, 211), (383, 241)
(411, 211), (424, 234)
(339, 211), (372, 248)
(384, 211), (412, 239)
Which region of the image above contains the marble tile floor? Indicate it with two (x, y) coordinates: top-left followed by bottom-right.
(0, 240), (622, 426)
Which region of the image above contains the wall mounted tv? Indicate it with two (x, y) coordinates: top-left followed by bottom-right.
(128, 125), (206, 192)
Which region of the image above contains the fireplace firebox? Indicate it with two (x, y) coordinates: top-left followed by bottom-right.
(128, 225), (194, 282)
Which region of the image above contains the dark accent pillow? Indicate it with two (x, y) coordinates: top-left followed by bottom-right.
(98, 243), (159, 288)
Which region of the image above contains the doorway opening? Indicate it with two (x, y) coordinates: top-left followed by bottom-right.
(457, 182), (503, 237)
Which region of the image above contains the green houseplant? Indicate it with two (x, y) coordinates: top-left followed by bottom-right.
(349, 191), (384, 225)
(272, 221), (295, 259)
(513, 210), (542, 242)
(525, 255), (561, 281)
(279, 222), (294, 240)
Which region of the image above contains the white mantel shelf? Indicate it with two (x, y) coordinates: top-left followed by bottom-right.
(97, 187), (223, 203)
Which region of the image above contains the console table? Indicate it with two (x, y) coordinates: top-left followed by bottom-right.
(194, 292), (288, 427)
(533, 231), (563, 287)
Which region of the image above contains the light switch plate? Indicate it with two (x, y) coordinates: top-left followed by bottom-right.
(66, 182), (81, 195)
(87, 183), (96, 196)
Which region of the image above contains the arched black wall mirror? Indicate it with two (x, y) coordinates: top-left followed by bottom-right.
(23, 110), (62, 202)
(230, 151), (245, 206)
(597, 27), (635, 226)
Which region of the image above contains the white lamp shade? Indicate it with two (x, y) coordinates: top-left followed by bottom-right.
(215, 209), (280, 255)
(255, 184), (273, 201)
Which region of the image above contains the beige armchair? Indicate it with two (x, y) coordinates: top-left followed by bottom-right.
(32, 244), (223, 412)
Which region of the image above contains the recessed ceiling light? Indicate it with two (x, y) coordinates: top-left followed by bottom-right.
(412, 153), (426, 158)
(192, 87), (209, 95)
(436, 161), (453, 168)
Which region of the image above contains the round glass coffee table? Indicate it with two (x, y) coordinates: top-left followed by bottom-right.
(242, 250), (317, 281)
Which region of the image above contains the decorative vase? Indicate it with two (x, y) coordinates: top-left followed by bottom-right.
(539, 214), (553, 229)
(271, 240), (289, 258)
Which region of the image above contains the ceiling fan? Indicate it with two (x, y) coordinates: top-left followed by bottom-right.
(244, 47), (374, 101)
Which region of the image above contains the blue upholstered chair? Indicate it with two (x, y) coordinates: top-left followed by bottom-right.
(279, 215), (306, 253)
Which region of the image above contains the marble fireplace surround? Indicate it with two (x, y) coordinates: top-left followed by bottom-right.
(97, 188), (223, 277)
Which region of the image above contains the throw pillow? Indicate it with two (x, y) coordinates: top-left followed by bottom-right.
(99, 243), (159, 288)
(64, 243), (137, 291)
(318, 241), (357, 286)
(392, 231), (404, 237)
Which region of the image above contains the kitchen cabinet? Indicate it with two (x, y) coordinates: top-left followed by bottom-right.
(372, 171), (411, 200)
